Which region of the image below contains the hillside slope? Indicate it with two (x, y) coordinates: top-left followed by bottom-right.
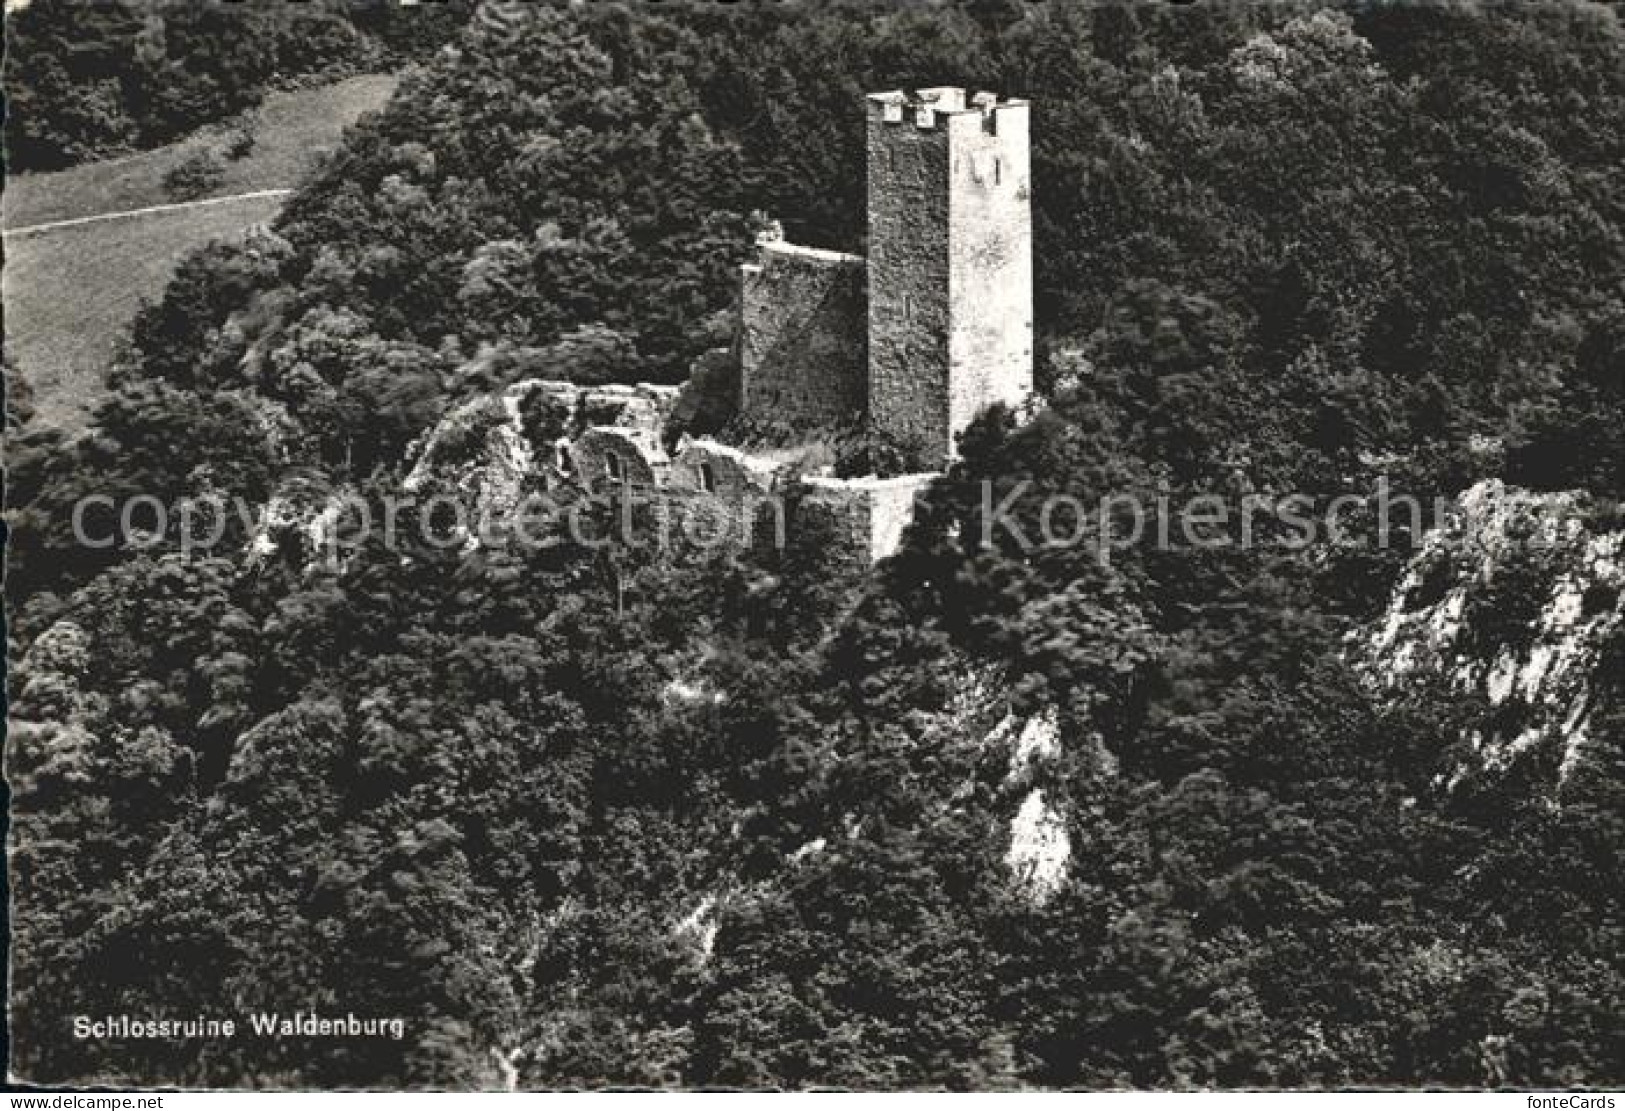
(1364, 480), (1624, 788)
(2, 76), (399, 429)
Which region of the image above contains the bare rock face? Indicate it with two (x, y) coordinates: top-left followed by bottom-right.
(246, 473), (356, 570)
(982, 700), (1087, 904)
(1363, 479), (1624, 783)
(1005, 788), (1071, 904)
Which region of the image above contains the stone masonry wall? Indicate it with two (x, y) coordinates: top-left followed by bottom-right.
(666, 437), (784, 550)
(946, 103), (1033, 438)
(866, 93), (953, 461)
(570, 426), (669, 493)
(863, 472), (937, 560)
(796, 473), (936, 573)
(739, 240), (868, 427)
(669, 438), (779, 500)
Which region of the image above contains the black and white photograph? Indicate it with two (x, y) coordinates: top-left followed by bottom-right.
(3, 0), (1622, 1095)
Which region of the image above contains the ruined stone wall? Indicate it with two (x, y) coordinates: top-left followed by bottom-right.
(654, 489), (788, 556)
(796, 472), (935, 573)
(864, 472), (937, 560)
(739, 240), (868, 426)
(580, 383), (681, 431)
(569, 427), (670, 493)
(666, 438), (785, 550)
(511, 380), (678, 443)
(507, 380), (680, 490)
(669, 438), (778, 499)
(866, 89), (1032, 464)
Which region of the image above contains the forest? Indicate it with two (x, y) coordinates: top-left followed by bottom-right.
(4, 0), (1623, 1089)
(3, 0), (472, 171)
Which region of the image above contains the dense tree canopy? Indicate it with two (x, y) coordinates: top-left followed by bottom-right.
(3, 0), (474, 171)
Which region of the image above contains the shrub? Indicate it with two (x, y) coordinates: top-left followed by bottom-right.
(160, 149), (226, 202)
(222, 124), (257, 161)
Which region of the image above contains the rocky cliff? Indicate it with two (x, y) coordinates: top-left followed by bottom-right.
(1363, 479), (1624, 786)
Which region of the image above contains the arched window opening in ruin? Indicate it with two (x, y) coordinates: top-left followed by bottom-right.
(698, 462), (717, 493)
(556, 444), (573, 475)
(605, 453), (623, 481)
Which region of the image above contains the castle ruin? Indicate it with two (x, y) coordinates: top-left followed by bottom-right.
(431, 88), (1034, 568)
(735, 87), (1033, 463)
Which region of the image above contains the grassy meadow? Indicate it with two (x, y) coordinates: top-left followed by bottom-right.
(3, 75), (399, 429)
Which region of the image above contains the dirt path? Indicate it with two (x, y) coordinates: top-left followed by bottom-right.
(2, 188), (294, 238)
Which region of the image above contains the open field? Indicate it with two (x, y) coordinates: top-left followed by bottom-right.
(3, 194), (289, 428)
(3, 74), (399, 430)
(2, 74), (399, 230)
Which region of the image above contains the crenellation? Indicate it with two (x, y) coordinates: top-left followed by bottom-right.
(916, 87), (967, 111)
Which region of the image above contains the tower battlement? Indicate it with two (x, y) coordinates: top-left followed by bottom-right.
(865, 88), (1029, 135)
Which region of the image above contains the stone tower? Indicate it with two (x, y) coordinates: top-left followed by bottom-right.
(865, 87), (1033, 464)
